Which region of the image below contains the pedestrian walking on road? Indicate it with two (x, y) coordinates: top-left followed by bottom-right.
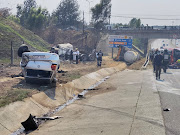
(96, 50), (103, 67)
(162, 49), (170, 73)
(152, 49), (158, 72)
(154, 50), (163, 80)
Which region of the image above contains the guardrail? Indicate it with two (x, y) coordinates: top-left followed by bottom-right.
(141, 53), (149, 69)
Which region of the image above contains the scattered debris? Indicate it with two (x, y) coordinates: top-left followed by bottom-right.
(163, 108), (171, 111)
(21, 114), (38, 131)
(36, 116), (63, 120)
(11, 72), (23, 78)
(77, 94), (84, 99)
(58, 70), (68, 73)
(21, 114), (63, 132)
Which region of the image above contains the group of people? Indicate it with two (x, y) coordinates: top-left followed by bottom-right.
(150, 49), (170, 80)
(69, 48), (103, 66)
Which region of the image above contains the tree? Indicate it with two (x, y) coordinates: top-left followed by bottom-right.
(16, 0), (49, 31)
(0, 8), (11, 18)
(91, 0), (111, 29)
(53, 0), (80, 28)
(129, 18), (141, 28)
(26, 7), (49, 31)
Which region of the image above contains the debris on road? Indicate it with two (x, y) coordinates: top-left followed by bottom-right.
(163, 108), (171, 111)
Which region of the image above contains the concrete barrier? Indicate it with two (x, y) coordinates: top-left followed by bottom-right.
(0, 62), (126, 135)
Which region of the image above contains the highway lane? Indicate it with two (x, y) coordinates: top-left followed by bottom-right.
(150, 39), (180, 135)
(30, 70), (165, 135)
(150, 39), (180, 50)
(155, 69), (180, 135)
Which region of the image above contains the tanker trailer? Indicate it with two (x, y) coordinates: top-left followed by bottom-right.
(124, 51), (140, 64)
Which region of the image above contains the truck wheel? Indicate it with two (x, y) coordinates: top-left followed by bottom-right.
(88, 54), (95, 61)
(81, 54), (87, 61)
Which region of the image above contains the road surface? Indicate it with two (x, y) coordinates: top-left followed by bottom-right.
(150, 39), (180, 135)
(150, 39), (180, 50)
(156, 69), (180, 135)
(30, 69), (165, 135)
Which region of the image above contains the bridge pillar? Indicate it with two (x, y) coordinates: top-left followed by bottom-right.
(142, 38), (148, 57)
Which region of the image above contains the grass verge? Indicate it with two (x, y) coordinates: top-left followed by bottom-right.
(0, 89), (30, 108)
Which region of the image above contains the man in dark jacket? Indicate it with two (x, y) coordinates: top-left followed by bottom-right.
(162, 49), (170, 73)
(154, 51), (163, 80)
(152, 49), (158, 72)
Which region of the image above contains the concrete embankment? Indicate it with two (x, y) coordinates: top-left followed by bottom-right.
(0, 63), (126, 135)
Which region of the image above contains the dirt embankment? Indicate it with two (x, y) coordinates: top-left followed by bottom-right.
(40, 26), (101, 53)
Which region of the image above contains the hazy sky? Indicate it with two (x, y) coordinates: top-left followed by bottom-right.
(1, 0), (180, 26)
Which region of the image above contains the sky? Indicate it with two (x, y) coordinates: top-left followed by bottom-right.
(1, 0), (180, 26)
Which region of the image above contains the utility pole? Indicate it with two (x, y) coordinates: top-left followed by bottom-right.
(109, 15), (111, 25)
(86, 0), (92, 25)
(82, 11), (85, 47)
(83, 11), (84, 34)
(11, 41), (14, 65)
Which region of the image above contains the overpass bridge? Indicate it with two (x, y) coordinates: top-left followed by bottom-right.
(108, 29), (180, 39)
(107, 29), (180, 56)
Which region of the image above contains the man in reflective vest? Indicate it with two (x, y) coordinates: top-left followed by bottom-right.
(97, 50), (103, 67)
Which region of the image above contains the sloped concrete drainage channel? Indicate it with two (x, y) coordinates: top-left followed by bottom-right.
(0, 63), (126, 135)
(11, 76), (110, 135)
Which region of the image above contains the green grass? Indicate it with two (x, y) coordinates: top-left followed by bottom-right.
(68, 72), (82, 80)
(0, 58), (11, 64)
(0, 22), (48, 52)
(0, 89), (30, 108)
(0, 58), (20, 65)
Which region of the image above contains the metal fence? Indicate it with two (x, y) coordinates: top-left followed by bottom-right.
(0, 41), (21, 65)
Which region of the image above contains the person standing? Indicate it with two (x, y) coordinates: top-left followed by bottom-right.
(162, 49), (170, 73)
(154, 50), (163, 80)
(69, 50), (73, 64)
(152, 49), (158, 72)
(97, 50), (103, 67)
(75, 48), (79, 64)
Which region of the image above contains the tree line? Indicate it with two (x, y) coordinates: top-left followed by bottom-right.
(1, 0), (142, 31)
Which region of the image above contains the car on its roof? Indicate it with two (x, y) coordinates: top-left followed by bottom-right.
(20, 52), (60, 84)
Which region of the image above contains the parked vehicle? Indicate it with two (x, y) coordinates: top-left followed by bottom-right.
(50, 43), (73, 60)
(169, 48), (180, 64)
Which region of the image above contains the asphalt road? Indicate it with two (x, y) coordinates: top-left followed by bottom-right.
(155, 69), (180, 135)
(150, 39), (180, 49)
(150, 39), (180, 135)
(30, 69), (165, 135)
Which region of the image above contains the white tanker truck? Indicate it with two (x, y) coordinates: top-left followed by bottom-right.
(115, 46), (140, 64)
(124, 51), (140, 64)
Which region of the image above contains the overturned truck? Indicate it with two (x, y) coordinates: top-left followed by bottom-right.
(50, 43), (96, 61)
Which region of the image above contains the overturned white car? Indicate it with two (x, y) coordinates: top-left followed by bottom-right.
(18, 45), (60, 83)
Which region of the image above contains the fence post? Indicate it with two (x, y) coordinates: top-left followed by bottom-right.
(11, 41), (14, 65)
(112, 48), (114, 58)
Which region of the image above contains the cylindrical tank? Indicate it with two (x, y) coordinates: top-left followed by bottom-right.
(124, 51), (139, 64)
